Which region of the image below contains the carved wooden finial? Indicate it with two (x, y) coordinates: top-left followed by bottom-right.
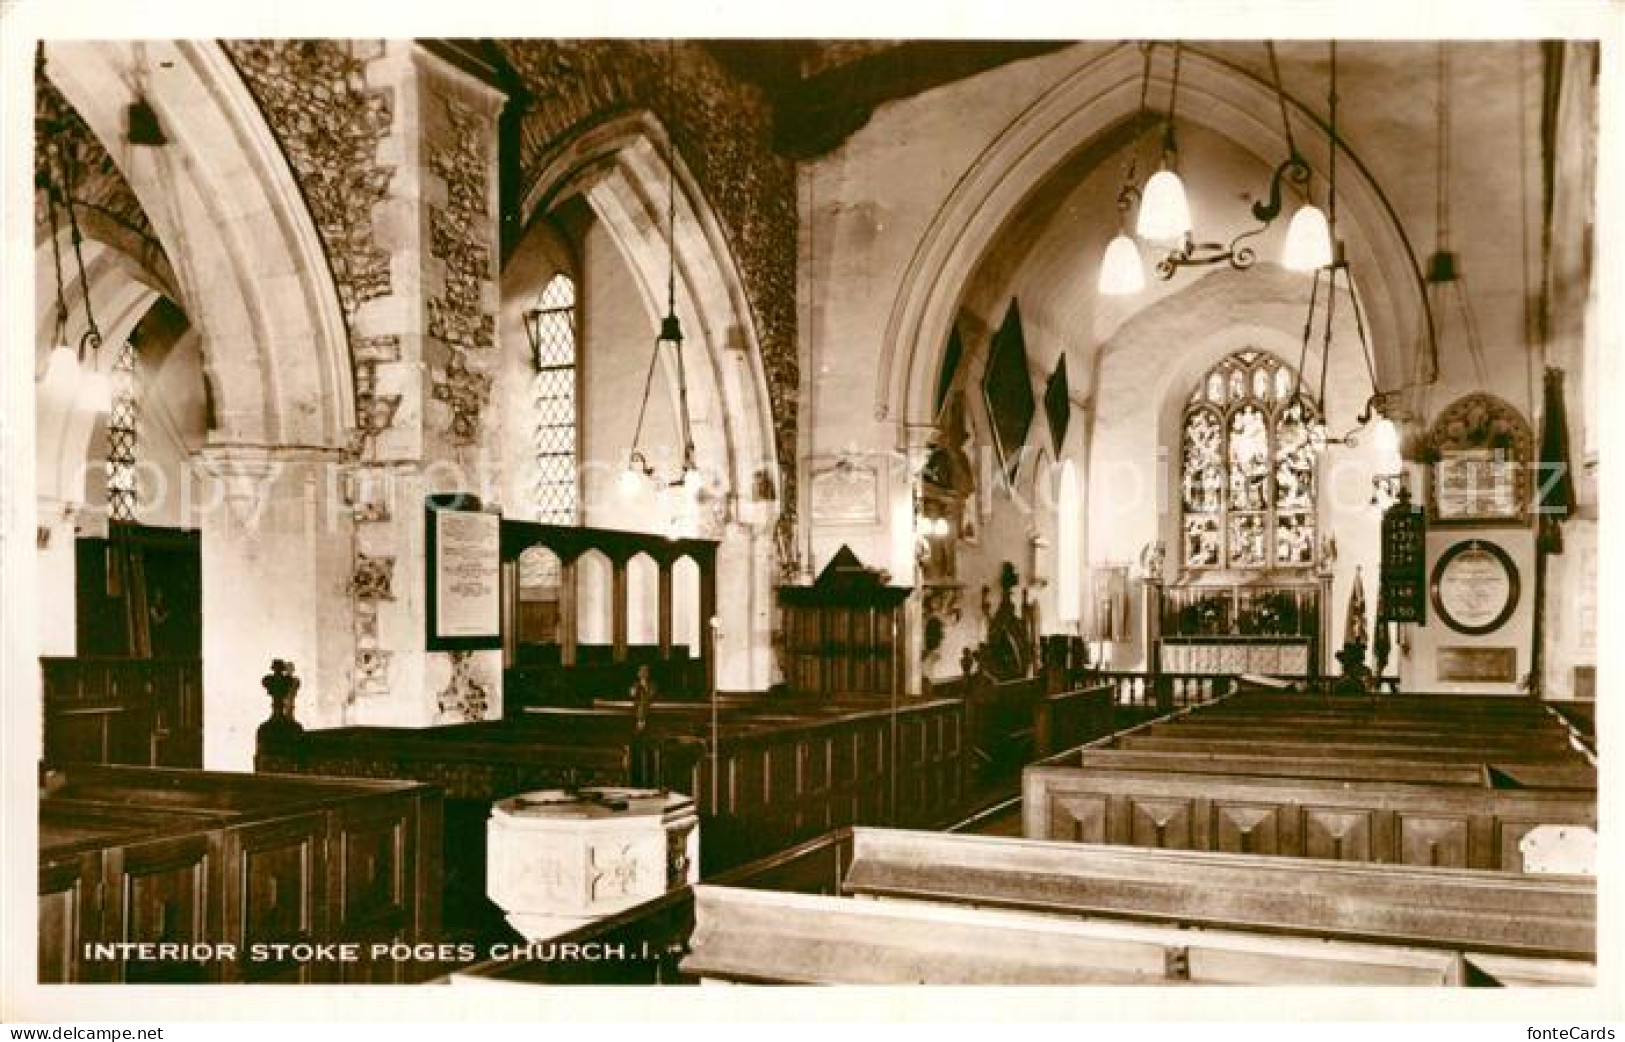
(257, 658), (304, 745)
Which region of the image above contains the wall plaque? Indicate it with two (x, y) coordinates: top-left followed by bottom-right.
(1431, 539), (1519, 636)
(808, 457), (883, 525)
(426, 494), (502, 649)
(1436, 645), (1518, 683)
(1425, 393), (1532, 525)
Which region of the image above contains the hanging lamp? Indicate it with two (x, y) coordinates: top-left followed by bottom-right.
(1135, 44), (1191, 241)
(621, 40), (701, 503)
(1098, 44), (1153, 296)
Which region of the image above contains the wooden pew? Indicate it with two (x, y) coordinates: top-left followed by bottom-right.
(1116, 733), (1584, 763)
(40, 764), (441, 984)
(1022, 766), (1595, 871)
(680, 884), (1467, 985)
(841, 828), (1595, 961)
(1069, 749), (1596, 790)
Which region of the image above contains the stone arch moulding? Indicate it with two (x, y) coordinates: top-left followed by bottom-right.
(45, 40), (354, 451)
(879, 43), (1431, 438)
(518, 111), (779, 526)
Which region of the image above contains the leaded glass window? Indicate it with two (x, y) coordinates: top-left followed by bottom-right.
(1180, 350), (1318, 571)
(530, 273), (578, 524)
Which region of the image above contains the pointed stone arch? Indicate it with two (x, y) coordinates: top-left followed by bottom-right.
(44, 40), (354, 451)
(518, 111), (779, 525)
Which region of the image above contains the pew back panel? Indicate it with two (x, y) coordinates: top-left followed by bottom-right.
(1023, 767), (1596, 872)
(842, 828), (1596, 959)
(680, 885), (1465, 985)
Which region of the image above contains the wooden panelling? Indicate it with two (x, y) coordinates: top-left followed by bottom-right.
(109, 836), (215, 984)
(42, 657), (203, 768)
(843, 828), (1595, 961)
(39, 765), (440, 984)
(1025, 768), (1595, 872)
(679, 885), (1464, 985)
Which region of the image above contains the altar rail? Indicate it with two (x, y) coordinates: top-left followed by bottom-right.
(1085, 670), (1234, 713)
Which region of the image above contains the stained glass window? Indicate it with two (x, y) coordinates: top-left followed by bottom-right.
(1179, 350), (1318, 571)
(530, 273), (578, 525)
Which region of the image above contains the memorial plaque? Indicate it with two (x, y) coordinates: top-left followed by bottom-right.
(1435, 646), (1517, 683)
(426, 496), (502, 649)
(808, 458), (882, 525)
(1431, 539), (1519, 636)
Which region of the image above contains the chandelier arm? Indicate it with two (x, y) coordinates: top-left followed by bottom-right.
(672, 339), (697, 472)
(1348, 277), (1381, 400)
(1327, 41), (1339, 237)
(628, 345), (659, 469)
(1295, 267), (1321, 411)
(1434, 42), (1451, 255)
(1250, 153), (1313, 225)
(44, 154), (71, 348)
(1318, 267), (1336, 414)
(60, 142), (101, 351)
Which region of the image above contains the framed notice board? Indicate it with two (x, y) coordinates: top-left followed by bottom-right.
(426, 493), (502, 650)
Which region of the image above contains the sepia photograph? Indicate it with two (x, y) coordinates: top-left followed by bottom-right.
(1, 0), (1620, 1026)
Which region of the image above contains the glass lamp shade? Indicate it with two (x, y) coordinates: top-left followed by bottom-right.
(76, 370), (111, 414)
(618, 463), (646, 498)
(1282, 204), (1334, 272)
(1135, 168), (1191, 241)
(1097, 233), (1145, 295)
(38, 345), (80, 409)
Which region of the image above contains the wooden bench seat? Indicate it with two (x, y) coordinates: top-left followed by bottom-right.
(841, 828), (1595, 960)
(680, 884), (1467, 985)
(1117, 733), (1584, 763)
(1023, 766), (1596, 871)
(1069, 749), (1596, 790)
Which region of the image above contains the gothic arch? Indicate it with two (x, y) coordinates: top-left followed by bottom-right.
(516, 112), (781, 692)
(44, 40), (354, 451)
(518, 111), (780, 525)
(880, 43), (1429, 436)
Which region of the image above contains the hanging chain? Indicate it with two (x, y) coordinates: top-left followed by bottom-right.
(1434, 42), (1451, 255)
(1267, 42), (1299, 158)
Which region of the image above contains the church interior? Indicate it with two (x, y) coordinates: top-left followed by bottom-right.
(14, 31), (1612, 992)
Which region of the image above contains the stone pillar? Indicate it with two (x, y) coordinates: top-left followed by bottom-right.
(713, 518), (777, 692)
(35, 497), (80, 657)
(194, 446), (353, 770)
(335, 42), (507, 727)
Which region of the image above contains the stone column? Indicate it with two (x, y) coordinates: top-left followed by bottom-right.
(713, 518), (777, 693)
(193, 446), (353, 770)
(337, 43), (508, 727)
(35, 497), (80, 657)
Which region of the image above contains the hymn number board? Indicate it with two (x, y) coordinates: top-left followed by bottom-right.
(1379, 496), (1427, 623)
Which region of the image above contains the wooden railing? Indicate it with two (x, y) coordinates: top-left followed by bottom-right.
(1084, 670), (1234, 713)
